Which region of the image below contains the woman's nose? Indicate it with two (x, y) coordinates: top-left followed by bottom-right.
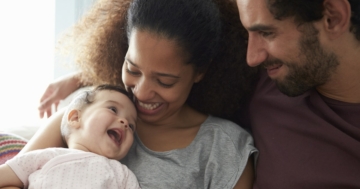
(246, 34), (268, 67)
(132, 78), (155, 101)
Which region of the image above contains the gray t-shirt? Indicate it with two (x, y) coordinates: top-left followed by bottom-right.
(121, 116), (258, 189)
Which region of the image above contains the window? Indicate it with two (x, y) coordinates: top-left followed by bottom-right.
(0, 0), (96, 138)
(0, 1), (55, 129)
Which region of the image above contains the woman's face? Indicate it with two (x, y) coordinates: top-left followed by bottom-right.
(122, 29), (203, 124)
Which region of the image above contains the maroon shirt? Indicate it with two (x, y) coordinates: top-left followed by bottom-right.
(246, 71), (360, 189)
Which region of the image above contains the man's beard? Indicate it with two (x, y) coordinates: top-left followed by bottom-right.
(263, 24), (339, 97)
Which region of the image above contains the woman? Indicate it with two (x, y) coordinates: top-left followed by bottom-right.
(25, 0), (259, 188)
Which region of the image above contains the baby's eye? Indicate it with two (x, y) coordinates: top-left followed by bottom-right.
(108, 106), (117, 113)
(129, 124), (135, 132)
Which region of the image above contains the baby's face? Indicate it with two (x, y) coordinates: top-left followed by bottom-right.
(77, 90), (137, 160)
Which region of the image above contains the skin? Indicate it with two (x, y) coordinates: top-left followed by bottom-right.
(67, 90), (137, 160)
(0, 90), (136, 188)
(123, 29), (204, 126)
(122, 29), (208, 152)
(38, 72), (82, 118)
(122, 29), (254, 188)
(236, 0), (360, 102)
(18, 28), (254, 189)
(0, 165), (23, 188)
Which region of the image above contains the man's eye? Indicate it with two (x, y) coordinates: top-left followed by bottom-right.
(129, 124), (135, 132)
(109, 106), (117, 113)
(259, 31), (274, 37)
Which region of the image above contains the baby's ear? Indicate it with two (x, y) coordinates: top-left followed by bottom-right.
(67, 109), (81, 129)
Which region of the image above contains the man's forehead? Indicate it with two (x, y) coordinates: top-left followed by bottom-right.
(236, 0), (274, 27)
(236, 0), (267, 12)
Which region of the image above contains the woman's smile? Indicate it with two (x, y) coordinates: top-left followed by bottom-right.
(136, 100), (164, 115)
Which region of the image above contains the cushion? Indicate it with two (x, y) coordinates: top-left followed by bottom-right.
(0, 133), (27, 165)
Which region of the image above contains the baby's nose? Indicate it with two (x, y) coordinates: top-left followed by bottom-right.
(118, 118), (129, 128)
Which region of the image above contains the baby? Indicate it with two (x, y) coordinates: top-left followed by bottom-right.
(0, 85), (140, 189)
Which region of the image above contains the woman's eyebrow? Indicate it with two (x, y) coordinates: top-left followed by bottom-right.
(125, 58), (139, 68)
(156, 72), (180, 78)
(125, 58), (180, 79)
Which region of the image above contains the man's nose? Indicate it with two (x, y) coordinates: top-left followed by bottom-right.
(246, 34), (268, 67)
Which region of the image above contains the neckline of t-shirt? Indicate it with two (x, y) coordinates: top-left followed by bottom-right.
(133, 115), (213, 155)
(318, 91), (360, 107)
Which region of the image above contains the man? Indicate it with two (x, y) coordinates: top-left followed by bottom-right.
(236, 0), (360, 188)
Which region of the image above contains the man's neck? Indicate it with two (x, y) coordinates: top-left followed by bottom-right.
(317, 45), (360, 103)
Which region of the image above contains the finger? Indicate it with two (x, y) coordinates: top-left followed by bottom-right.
(39, 87), (53, 103)
(46, 108), (52, 118)
(54, 101), (60, 112)
(39, 110), (45, 119)
(38, 94), (58, 112)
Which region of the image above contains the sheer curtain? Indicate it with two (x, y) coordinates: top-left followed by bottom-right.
(0, 1), (55, 131)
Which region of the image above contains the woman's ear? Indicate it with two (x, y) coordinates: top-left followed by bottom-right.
(194, 72), (205, 83)
(322, 0), (351, 39)
(194, 66), (209, 83)
(67, 109), (81, 129)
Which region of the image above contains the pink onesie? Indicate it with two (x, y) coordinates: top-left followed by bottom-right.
(6, 148), (140, 189)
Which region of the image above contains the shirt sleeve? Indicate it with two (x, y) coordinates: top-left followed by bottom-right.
(110, 160), (141, 189)
(5, 149), (57, 187)
(205, 118), (258, 189)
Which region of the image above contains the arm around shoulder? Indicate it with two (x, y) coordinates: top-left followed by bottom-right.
(19, 108), (67, 155)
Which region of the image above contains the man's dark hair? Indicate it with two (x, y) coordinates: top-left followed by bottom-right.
(267, 0), (360, 40)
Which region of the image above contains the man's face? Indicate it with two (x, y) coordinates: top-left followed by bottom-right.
(236, 0), (339, 96)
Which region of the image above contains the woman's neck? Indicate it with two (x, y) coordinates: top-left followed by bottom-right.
(135, 105), (208, 151)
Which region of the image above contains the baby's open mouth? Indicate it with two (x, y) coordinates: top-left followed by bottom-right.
(107, 129), (122, 146)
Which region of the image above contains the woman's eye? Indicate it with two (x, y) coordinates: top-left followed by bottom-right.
(126, 62), (141, 76)
(157, 80), (174, 88)
(129, 124), (135, 132)
(126, 68), (140, 76)
(108, 106), (117, 113)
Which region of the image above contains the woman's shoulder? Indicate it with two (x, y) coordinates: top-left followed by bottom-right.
(202, 115), (253, 138)
(196, 116), (256, 153)
(194, 115), (258, 187)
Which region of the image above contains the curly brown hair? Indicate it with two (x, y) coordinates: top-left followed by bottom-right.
(58, 0), (258, 121)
